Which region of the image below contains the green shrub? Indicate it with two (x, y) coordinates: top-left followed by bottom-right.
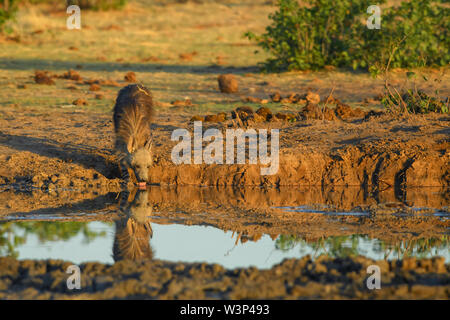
(382, 89), (449, 114)
(0, 0), (19, 33)
(246, 0), (449, 72)
(381, 70), (449, 114)
(359, 0), (450, 73)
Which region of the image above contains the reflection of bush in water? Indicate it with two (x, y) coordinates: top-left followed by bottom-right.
(275, 234), (449, 260)
(375, 236), (449, 260)
(276, 234), (361, 258)
(0, 221), (108, 257)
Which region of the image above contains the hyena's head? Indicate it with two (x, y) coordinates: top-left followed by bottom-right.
(128, 189), (153, 222)
(123, 137), (153, 183)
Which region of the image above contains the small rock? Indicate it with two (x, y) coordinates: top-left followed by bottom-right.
(124, 72), (137, 82)
(72, 98), (88, 106)
(218, 74), (238, 93)
(89, 84), (101, 91)
(34, 71), (55, 85)
(306, 91), (320, 104)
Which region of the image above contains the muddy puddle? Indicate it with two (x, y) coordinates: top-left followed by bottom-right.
(0, 186), (449, 299)
(2, 220), (449, 269)
(1, 186), (449, 265)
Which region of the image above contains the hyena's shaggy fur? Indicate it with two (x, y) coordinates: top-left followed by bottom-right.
(113, 190), (153, 262)
(113, 84), (154, 183)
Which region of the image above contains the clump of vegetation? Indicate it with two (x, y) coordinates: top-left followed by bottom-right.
(246, 0), (449, 72)
(380, 67), (449, 115)
(382, 88), (449, 114)
(0, 0), (18, 33)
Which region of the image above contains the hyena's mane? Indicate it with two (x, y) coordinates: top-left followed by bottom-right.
(113, 84), (153, 154)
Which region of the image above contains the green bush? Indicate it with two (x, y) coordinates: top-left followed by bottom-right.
(246, 0), (450, 72)
(0, 0), (18, 33)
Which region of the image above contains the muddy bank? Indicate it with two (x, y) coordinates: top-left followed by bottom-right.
(0, 109), (449, 188)
(1, 185), (448, 216)
(0, 256), (448, 299)
(148, 116), (449, 188)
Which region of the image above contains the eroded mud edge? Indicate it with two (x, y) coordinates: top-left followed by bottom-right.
(146, 147), (449, 188)
(1, 145), (448, 190)
(0, 113), (448, 188)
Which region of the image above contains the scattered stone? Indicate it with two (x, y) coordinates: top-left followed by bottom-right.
(299, 103), (336, 121)
(270, 92), (281, 102)
(235, 106), (254, 115)
(275, 112), (296, 122)
(124, 72), (137, 82)
(215, 112), (227, 122)
(60, 69), (82, 81)
(34, 71), (55, 85)
(256, 107), (272, 121)
(335, 101), (365, 119)
(72, 98), (88, 106)
(190, 115), (204, 122)
(89, 84), (101, 91)
(242, 96), (262, 103)
(204, 115), (218, 122)
(218, 74), (238, 93)
(305, 91), (320, 105)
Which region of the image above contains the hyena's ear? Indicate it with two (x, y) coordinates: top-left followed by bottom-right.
(144, 137), (153, 151)
(127, 137), (137, 154)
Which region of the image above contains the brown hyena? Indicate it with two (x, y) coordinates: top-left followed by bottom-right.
(113, 84), (154, 187)
(113, 189), (153, 262)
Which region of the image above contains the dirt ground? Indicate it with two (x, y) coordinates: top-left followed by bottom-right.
(0, 0), (449, 300)
(0, 255), (448, 299)
(0, 106), (448, 189)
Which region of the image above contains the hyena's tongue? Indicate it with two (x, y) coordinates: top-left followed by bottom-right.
(138, 182), (147, 189)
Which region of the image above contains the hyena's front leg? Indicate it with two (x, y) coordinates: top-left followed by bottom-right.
(119, 161), (131, 182)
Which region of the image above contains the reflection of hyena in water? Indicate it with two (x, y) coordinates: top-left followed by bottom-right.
(113, 189), (153, 262)
(113, 84), (153, 186)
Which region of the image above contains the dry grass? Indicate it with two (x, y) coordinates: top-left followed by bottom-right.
(0, 0), (448, 115)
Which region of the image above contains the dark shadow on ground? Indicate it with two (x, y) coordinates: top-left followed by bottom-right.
(0, 132), (118, 178)
(0, 58), (259, 75)
(0, 192), (119, 219)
